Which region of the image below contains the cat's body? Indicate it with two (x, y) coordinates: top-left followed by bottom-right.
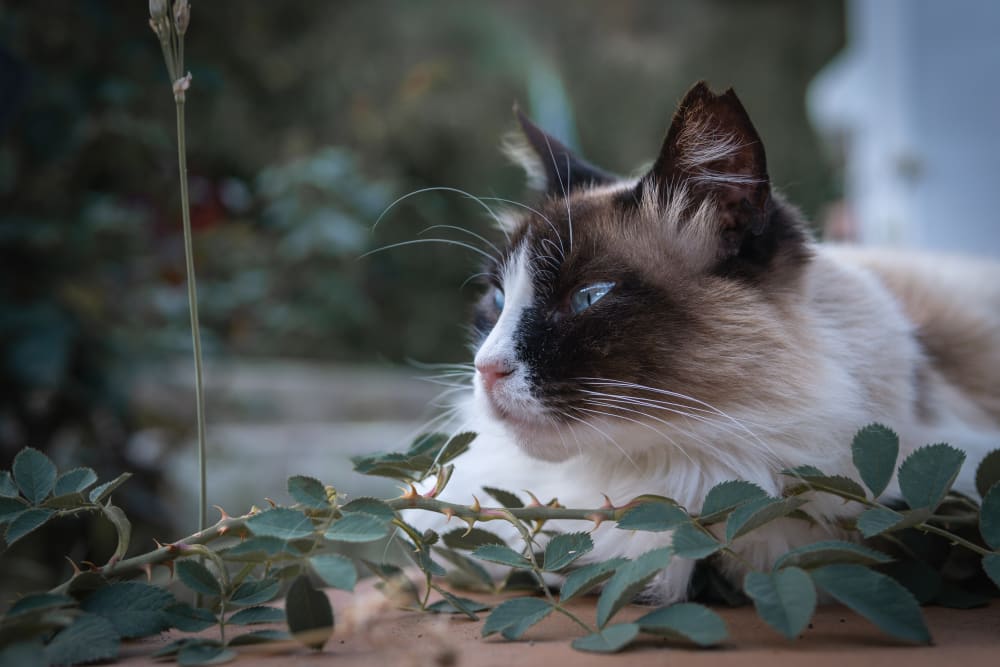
(412, 83), (1000, 602)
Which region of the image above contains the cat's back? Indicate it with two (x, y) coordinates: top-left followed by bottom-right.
(825, 245), (1000, 423)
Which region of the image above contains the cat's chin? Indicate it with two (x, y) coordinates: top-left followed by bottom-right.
(471, 394), (577, 463)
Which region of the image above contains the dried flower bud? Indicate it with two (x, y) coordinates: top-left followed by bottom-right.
(173, 0), (190, 36)
(421, 529), (439, 546)
(149, 0), (168, 19)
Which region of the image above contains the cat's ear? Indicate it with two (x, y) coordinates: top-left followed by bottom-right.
(505, 106), (617, 196)
(643, 82), (772, 254)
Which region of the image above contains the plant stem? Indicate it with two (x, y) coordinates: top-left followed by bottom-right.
(916, 522), (993, 557)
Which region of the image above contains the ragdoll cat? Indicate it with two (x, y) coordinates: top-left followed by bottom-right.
(416, 82), (1000, 602)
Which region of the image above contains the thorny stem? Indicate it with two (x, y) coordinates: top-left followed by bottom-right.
(916, 522), (993, 557)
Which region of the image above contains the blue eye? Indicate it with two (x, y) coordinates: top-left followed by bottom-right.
(570, 281), (615, 314)
(493, 288), (505, 311)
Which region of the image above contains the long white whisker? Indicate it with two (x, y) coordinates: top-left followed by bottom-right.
(574, 405), (698, 468)
(559, 409), (638, 470)
(420, 224), (503, 260)
(359, 238), (499, 265)
(373, 186), (507, 242)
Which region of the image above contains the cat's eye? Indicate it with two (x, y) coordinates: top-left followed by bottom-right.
(492, 287), (505, 312)
(570, 281), (615, 314)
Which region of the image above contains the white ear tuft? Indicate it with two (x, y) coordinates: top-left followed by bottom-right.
(501, 131), (548, 191)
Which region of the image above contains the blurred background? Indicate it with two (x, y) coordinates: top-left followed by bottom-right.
(1, 0), (992, 592)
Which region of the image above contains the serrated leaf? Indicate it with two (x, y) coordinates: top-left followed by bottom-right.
(438, 432), (476, 464)
(543, 532), (593, 572)
(325, 512), (391, 543)
(636, 602), (728, 646)
(223, 536), (301, 560)
(482, 597), (552, 639)
(482, 486), (524, 508)
(247, 508), (315, 541)
(408, 544), (446, 576)
(230, 578), (281, 606)
(287, 475), (329, 508)
(163, 603), (218, 632)
(856, 506), (904, 537)
(471, 544), (531, 568)
(7, 593), (75, 617)
(671, 523), (721, 559)
(44, 612), (120, 666)
(596, 547), (671, 628)
(339, 497), (396, 520)
(177, 560), (223, 596)
(442, 527), (505, 550)
(427, 592), (491, 616)
(227, 630), (293, 646)
(811, 564), (931, 643)
(81, 581), (175, 638)
(744, 568), (816, 639)
(571, 623), (639, 653)
(782, 471), (867, 499)
(560, 558), (625, 602)
(285, 575), (334, 650)
(774, 540), (893, 570)
(177, 642), (236, 666)
(4, 508), (54, 545)
(982, 553), (1000, 588)
(851, 424), (899, 497)
(975, 450), (1000, 498)
(979, 483), (1000, 550)
(408, 432), (449, 457)
(53, 467), (98, 496)
(726, 497), (806, 542)
(0, 496), (27, 524)
(0, 471), (18, 497)
(898, 443), (966, 511)
(12, 447), (56, 504)
(617, 501), (689, 532)
(228, 606), (285, 626)
(88, 473), (131, 503)
(435, 547), (495, 591)
(42, 492), (88, 509)
(310, 553), (357, 591)
(101, 503), (131, 563)
(699, 481), (767, 524)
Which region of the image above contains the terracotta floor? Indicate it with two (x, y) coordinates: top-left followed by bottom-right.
(119, 582), (1000, 667)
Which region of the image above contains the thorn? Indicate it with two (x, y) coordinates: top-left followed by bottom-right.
(81, 560), (100, 572)
(142, 563), (153, 582)
(402, 484), (420, 501)
(153, 538), (166, 550)
(460, 517), (476, 536)
(249, 504), (262, 515)
(470, 495), (481, 513)
(601, 494), (615, 510)
(441, 507), (455, 523)
(218, 525), (229, 536)
(525, 491), (542, 507)
(213, 505), (230, 520)
(264, 497), (277, 508)
(586, 513), (606, 530)
(64, 556), (81, 575)
(163, 559), (175, 579)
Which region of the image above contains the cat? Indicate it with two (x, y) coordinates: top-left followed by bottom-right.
(413, 81), (1000, 603)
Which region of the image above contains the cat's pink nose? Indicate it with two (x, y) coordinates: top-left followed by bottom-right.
(476, 359), (515, 393)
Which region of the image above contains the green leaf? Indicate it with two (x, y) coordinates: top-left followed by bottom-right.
(247, 508), (315, 541)
(725, 497), (807, 542)
(44, 612), (120, 666)
(438, 431), (476, 464)
(442, 527), (505, 550)
(81, 581), (175, 638)
(163, 603), (218, 632)
(482, 486), (524, 508)
(177, 642), (236, 666)
(152, 638), (215, 659)
(285, 575), (334, 650)
(427, 592), (490, 615)
(177, 560), (223, 597)
(543, 532), (594, 572)
(223, 536), (301, 560)
(471, 544), (531, 568)
(571, 623), (639, 653)
(671, 523), (721, 559)
(0, 470), (18, 497)
(898, 443), (966, 510)
(227, 630), (293, 646)
(7, 592), (75, 617)
(851, 424), (899, 497)
(228, 606), (285, 626)
(636, 602), (728, 646)
(699, 481), (767, 524)
(88, 473), (132, 503)
(744, 568), (816, 639)
(596, 547), (672, 628)
(310, 553), (357, 591)
(782, 470), (867, 499)
(560, 558), (625, 602)
(42, 492), (88, 509)
(325, 512), (391, 543)
(975, 449), (1000, 498)
(856, 506), (905, 537)
(12, 448), (56, 505)
(408, 432), (449, 457)
(979, 483), (1000, 550)
(230, 578), (281, 606)
(0, 496), (27, 524)
(617, 501), (689, 532)
(774, 540), (893, 570)
(982, 554), (1000, 588)
(339, 497), (397, 520)
(482, 597), (552, 639)
(53, 467), (98, 496)
(0, 642), (44, 667)
(287, 475), (329, 508)
(100, 503), (132, 563)
(4, 508), (54, 545)
(810, 564), (931, 643)
(408, 544), (445, 576)
(435, 547), (495, 591)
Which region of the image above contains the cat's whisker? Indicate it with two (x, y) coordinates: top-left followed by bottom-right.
(372, 185), (508, 243)
(461, 271), (493, 289)
(574, 405), (699, 469)
(559, 408), (638, 470)
(360, 238), (499, 265)
(477, 196), (563, 257)
(419, 224), (503, 262)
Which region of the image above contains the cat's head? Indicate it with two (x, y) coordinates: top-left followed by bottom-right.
(470, 82), (812, 463)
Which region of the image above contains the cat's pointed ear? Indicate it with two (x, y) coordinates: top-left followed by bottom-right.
(505, 105), (617, 196)
(644, 82), (771, 250)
